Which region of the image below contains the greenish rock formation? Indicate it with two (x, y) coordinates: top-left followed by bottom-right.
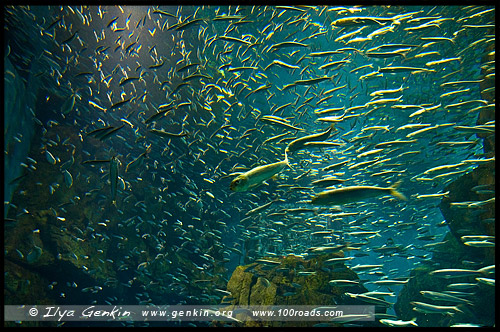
(215, 253), (380, 327)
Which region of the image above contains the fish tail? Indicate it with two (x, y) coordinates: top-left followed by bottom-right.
(389, 180), (407, 201)
(447, 306), (464, 316)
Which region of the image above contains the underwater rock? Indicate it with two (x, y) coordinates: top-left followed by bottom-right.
(4, 260), (58, 327)
(394, 263), (466, 327)
(226, 265), (258, 306)
(4, 259), (52, 305)
(394, 150), (495, 327)
(439, 164), (495, 265)
(4, 211), (53, 268)
(215, 253), (380, 327)
(4, 57), (37, 218)
(26, 245), (43, 263)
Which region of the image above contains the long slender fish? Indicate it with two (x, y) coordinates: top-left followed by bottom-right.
(411, 301), (463, 315)
(109, 98), (131, 110)
(260, 117), (304, 131)
(82, 159), (111, 165)
(379, 66), (436, 73)
(149, 128), (188, 138)
(302, 141), (344, 149)
(230, 151), (290, 192)
(98, 124), (125, 141)
(144, 108), (173, 124)
(283, 76), (333, 90)
(125, 145), (151, 173)
(332, 16), (394, 26)
(310, 181), (407, 205)
(269, 41), (309, 51)
(311, 177), (349, 187)
(286, 125), (335, 154)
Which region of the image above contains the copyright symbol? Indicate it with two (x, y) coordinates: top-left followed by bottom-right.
(29, 307), (38, 316)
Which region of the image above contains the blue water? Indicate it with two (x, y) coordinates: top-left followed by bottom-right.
(4, 5), (495, 327)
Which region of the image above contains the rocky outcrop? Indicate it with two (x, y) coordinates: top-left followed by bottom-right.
(214, 253), (382, 327)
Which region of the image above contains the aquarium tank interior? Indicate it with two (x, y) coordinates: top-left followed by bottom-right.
(3, 5), (495, 327)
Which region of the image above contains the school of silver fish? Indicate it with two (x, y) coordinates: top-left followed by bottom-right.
(4, 5), (495, 327)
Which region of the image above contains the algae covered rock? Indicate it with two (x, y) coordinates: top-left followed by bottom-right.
(226, 265), (258, 305)
(216, 253), (377, 327)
